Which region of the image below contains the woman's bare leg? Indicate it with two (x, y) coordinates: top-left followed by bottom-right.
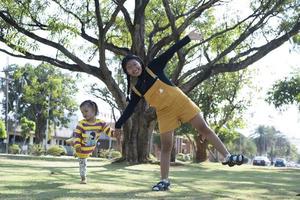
(189, 113), (229, 157)
(160, 131), (174, 180)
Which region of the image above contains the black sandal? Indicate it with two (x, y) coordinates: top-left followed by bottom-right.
(152, 181), (170, 191)
(222, 155), (248, 167)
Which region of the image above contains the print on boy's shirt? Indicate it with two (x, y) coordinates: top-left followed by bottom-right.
(82, 131), (97, 146)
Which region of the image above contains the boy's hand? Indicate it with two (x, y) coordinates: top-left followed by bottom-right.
(75, 146), (81, 153)
(188, 30), (203, 41)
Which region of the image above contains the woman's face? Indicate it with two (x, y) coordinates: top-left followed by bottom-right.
(125, 59), (142, 77)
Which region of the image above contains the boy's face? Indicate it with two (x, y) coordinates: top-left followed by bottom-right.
(80, 105), (95, 122)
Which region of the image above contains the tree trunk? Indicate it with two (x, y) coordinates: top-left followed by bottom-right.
(34, 113), (46, 144)
(195, 134), (208, 163)
(122, 100), (156, 163)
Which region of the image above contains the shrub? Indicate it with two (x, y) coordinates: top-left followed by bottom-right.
(47, 145), (67, 156)
(99, 149), (121, 159)
(109, 150), (122, 159)
(9, 144), (20, 154)
(98, 149), (109, 158)
(29, 144), (45, 156)
(176, 153), (191, 162)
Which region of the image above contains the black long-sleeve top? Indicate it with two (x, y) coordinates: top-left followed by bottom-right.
(115, 36), (191, 128)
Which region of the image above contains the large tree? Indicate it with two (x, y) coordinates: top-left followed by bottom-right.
(0, 0), (299, 162)
(2, 63), (78, 144)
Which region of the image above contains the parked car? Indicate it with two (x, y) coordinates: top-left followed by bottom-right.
(274, 158), (287, 167)
(253, 156), (271, 166)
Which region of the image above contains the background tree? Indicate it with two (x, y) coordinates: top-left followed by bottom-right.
(250, 125), (298, 161)
(266, 72), (300, 110)
(175, 69), (253, 162)
(0, 119), (6, 140)
(20, 117), (35, 146)
(227, 134), (257, 159)
(1, 63), (78, 144)
(250, 125), (276, 156)
(0, 0), (300, 162)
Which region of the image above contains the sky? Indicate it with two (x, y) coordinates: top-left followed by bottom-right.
(238, 42), (299, 139)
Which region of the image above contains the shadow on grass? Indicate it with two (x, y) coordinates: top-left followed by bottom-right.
(0, 154), (106, 162)
(1, 155), (299, 199)
(172, 164), (300, 199)
(1, 178), (227, 200)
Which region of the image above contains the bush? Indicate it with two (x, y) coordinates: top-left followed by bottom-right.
(29, 144), (45, 156)
(176, 153), (191, 162)
(99, 149), (121, 159)
(109, 150), (122, 159)
(47, 145), (67, 156)
(9, 144), (20, 154)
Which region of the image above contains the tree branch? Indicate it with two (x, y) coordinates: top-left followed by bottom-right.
(181, 18), (300, 93)
(0, 11), (93, 74)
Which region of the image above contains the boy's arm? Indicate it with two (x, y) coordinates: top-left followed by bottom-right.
(73, 123), (83, 149)
(103, 124), (113, 137)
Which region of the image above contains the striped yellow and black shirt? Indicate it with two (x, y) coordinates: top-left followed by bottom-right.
(73, 119), (112, 158)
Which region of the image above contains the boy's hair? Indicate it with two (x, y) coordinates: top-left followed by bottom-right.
(121, 54), (145, 101)
(80, 100), (99, 116)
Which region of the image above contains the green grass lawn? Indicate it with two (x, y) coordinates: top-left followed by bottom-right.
(0, 154), (299, 200)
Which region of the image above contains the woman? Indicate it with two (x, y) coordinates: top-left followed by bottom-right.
(114, 30), (248, 191)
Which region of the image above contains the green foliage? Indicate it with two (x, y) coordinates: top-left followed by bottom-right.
(2, 63), (79, 143)
(46, 145), (66, 156)
(29, 144), (45, 156)
(152, 133), (161, 148)
(0, 120), (6, 139)
(98, 149), (121, 159)
(9, 144), (20, 154)
(176, 153), (192, 162)
(266, 73), (300, 110)
(110, 150), (122, 159)
(250, 125), (296, 160)
(226, 134), (257, 158)
(188, 70), (253, 141)
(20, 117), (35, 141)
(292, 34), (300, 45)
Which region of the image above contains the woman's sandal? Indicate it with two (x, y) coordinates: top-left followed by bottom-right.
(152, 181), (170, 191)
(222, 155), (249, 167)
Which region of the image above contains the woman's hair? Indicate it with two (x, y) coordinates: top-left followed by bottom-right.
(121, 54), (144, 101)
(80, 100), (99, 116)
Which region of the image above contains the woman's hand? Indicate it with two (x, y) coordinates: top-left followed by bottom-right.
(188, 30), (203, 41)
(113, 129), (122, 140)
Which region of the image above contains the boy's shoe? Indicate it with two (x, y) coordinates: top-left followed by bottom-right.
(152, 180), (170, 191)
(80, 177), (87, 184)
(222, 154), (248, 167)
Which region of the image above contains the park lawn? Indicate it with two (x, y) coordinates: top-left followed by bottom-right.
(0, 154), (299, 200)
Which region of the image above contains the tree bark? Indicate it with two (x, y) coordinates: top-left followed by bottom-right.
(122, 100), (156, 163)
(34, 113), (46, 144)
(195, 135), (208, 163)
